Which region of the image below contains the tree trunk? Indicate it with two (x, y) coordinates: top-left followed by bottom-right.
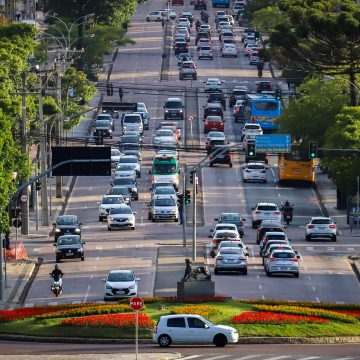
(349, 70), (358, 107)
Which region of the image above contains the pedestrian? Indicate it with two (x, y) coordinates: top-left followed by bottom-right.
(118, 87), (123, 102)
(178, 201), (184, 225)
(257, 61), (264, 77)
(161, 18), (165, 28)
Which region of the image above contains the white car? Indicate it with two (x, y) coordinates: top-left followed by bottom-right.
(146, 11), (163, 22)
(158, 9), (177, 19)
(242, 123), (263, 138)
(98, 195), (125, 222)
(153, 129), (177, 147)
(305, 216), (337, 242)
(107, 205), (136, 230)
(148, 196), (179, 222)
(242, 133), (257, 149)
(113, 163), (137, 179)
(221, 44), (237, 57)
(153, 314), (238, 347)
(206, 131), (225, 143)
(252, 202), (281, 229)
(118, 155), (141, 177)
(204, 78), (223, 92)
(111, 148), (122, 164)
(103, 270), (139, 300)
(210, 223), (240, 238)
(243, 162), (267, 183)
(152, 186), (178, 200)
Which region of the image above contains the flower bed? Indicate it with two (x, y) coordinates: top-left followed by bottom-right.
(36, 304), (132, 320)
(252, 304), (358, 323)
(60, 313), (154, 328)
(329, 309), (360, 318)
(170, 305), (221, 317)
(230, 311), (328, 324)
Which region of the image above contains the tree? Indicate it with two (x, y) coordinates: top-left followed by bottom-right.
(279, 78), (347, 145)
(269, 0), (360, 106)
(251, 6), (286, 34)
(322, 106), (360, 195)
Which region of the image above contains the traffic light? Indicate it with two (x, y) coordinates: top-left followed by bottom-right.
(106, 83), (113, 96)
(3, 231), (10, 250)
(185, 189), (191, 204)
(275, 89), (282, 101)
(177, 193), (183, 206)
(309, 141), (318, 159)
(189, 170), (195, 184)
(247, 143), (256, 158)
(35, 180), (41, 191)
(254, 31), (260, 41)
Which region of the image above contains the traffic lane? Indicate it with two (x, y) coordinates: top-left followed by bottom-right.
(1, 342), (360, 358)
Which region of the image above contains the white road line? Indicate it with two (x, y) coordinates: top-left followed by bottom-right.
(256, 275), (260, 279)
(24, 303), (33, 308)
(204, 356), (230, 360)
(333, 358), (354, 360)
(328, 270), (332, 274)
(72, 301), (81, 304)
(306, 247), (314, 251)
(179, 356), (202, 360)
(265, 356), (291, 360)
(315, 297), (320, 303)
(83, 284), (91, 303)
(259, 284), (263, 290)
(232, 356), (262, 360)
(48, 301), (58, 306)
(32, 248), (42, 253)
(327, 247), (335, 251)
(336, 301), (345, 304)
(95, 246), (103, 251)
(96, 256), (99, 261)
(296, 357), (320, 360)
(262, 295), (265, 300)
(312, 286), (316, 291)
(116, 245), (123, 248)
(141, 216), (144, 223)
(347, 247), (355, 251)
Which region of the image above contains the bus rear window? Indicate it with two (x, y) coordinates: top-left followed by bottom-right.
(154, 163), (177, 174)
(254, 102), (278, 111)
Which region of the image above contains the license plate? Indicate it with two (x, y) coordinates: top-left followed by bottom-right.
(116, 290), (125, 295)
(318, 227), (326, 230)
(65, 253), (73, 256)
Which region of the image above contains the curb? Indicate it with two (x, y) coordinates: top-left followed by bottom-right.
(0, 333), (360, 345)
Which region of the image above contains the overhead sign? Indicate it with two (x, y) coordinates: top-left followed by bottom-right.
(255, 134), (291, 153)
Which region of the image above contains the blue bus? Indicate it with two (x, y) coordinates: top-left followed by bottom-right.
(212, 0), (230, 7)
(243, 94), (281, 132)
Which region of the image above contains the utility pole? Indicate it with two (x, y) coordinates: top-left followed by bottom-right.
(182, 173), (186, 247)
(38, 78), (49, 226)
(192, 172), (197, 261)
(357, 176), (359, 230)
(0, 232), (3, 300)
(21, 71), (30, 235)
(54, 62), (63, 198)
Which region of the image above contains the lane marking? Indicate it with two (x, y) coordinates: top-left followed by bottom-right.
(72, 301), (81, 304)
(315, 297), (320, 303)
(25, 303), (33, 308)
(261, 295), (265, 300)
(232, 356), (262, 360)
(204, 356), (230, 360)
(258, 284), (263, 290)
(265, 356), (291, 360)
(296, 357), (320, 360)
(306, 247), (314, 251)
(347, 247), (355, 251)
(327, 247), (335, 251)
(179, 356), (202, 360)
(32, 248), (42, 253)
(312, 286), (316, 292)
(83, 284), (91, 303)
(48, 301), (58, 306)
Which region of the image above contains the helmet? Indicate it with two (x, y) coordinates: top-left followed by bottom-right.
(285, 201), (290, 206)
(55, 264), (60, 269)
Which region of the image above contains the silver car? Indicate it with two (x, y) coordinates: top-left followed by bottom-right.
(118, 155), (141, 178)
(305, 216), (337, 242)
(114, 164), (137, 179)
(265, 249), (300, 278)
(153, 129), (177, 148)
(148, 196), (179, 222)
(98, 195), (125, 222)
(107, 205), (136, 231)
(214, 247), (248, 275)
(152, 186), (178, 200)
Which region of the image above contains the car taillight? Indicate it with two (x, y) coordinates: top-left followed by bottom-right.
(228, 154), (232, 159)
(270, 258), (277, 262)
(216, 256), (224, 260)
(255, 211), (262, 214)
(329, 224), (336, 229)
(290, 259), (299, 262)
(274, 212), (280, 215)
(308, 224), (315, 228)
(153, 326), (157, 334)
(239, 221), (243, 226)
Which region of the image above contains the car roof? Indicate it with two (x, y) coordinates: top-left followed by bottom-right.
(160, 314), (203, 320)
(246, 162), (266, 166)
(264, 231), (286, 236)
(256, 202), (278, 206)
(207, 78), (221, 82)
(310, 216), (332, 220)
(108, 269), (134, 274)
(166, 97), (182, 101)
(58, 214), (78, 219)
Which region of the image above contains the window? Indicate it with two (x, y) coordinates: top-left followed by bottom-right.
(254, 101), (278, 111)
(154, 163), (177, 174)
(167, 317), (186, 328)
(187, 317), (206, 328)
(257, 205), (278, 211)
(312, 219), (332, 225)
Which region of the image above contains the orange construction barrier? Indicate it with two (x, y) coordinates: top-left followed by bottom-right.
(4, 241), (28, 261)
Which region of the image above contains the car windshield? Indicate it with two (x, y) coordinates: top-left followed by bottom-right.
(113, 178), (135, 186)
(273, 252), (296, 259)
(217, 232), (237, 238)
(121, 136), (139, 142)
(245, 124), (260, 130)
(217, 226), (235, 231)
(117, 164), (135, 171)
(107, 272), (134, 282)
(95, 120), (110, 127)
(124, 116), (141, 123)
(108, 187), (129, 196)
(220, 249), (243, 255)
(221, 214), (240, 221)
(267, 234), (286, 240)
(165, 101), (182, 109)
(155, 198), (176, 206)
(111, 150), (120, 156)
(254, 101), (278, 111)
(122, 144), (140, 151)
(119, 157), (138, 164)
(58, 237), (80, 246)
(57, 217), (77, 225)
(102, 197), (124, 204)
(154, 163), (177, 174)
(157, 130), (174, 137)
(109, 207), (132, 215)
(312, 219), (332, 224)
(258, 205), (278, 211)
(155, 188), (175, 195)
(247, 165), (265, 170)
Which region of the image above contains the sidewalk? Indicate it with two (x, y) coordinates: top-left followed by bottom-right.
(0, 354), (180, 360)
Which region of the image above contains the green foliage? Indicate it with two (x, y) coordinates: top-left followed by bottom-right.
(251, 6), (287, 34)
(322, 106), (360, 194)
(279, 78), (347, 144)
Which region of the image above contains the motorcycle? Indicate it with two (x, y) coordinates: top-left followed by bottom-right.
(201, 12), (208, 23)
(50, 273), (63, 297)
(281, 203), (294, 225)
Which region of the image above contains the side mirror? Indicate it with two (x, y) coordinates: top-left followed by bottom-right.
(52, 222), (56, 226)
(214, 218), (219, 221)
(208, 235), (212, 238)
(133, 212), (137, 214)
(297, 255), (301, 259)
(101, 279), (106, 282)
(242, 218), (246, 221)
(79, 223), (83, 226)
(251, 207), (255, 210)
(82, 242), (86, 244)
(210, 229), (213, 232)
(245, 253), (249, 257)
(53, 244), (56, 246)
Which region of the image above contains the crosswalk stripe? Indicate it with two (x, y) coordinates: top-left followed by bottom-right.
(347, 247), (355, 251)
(332, 358), (354, 360)
(232, 356), (262, 360)
(205, 356), (231, 360)
(296, 357), (320, 360)
(180, 356), (202, 360)
(306, 247), (314, 251)
(48, 301), (58, 306)
(265, 356), (291, 360)
(327, 247), (335, 251)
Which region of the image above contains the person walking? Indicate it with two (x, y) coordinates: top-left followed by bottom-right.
(178, 199), (184, 225)
(118, 87), (123, 102)
(257, 61), (264, 77)
(161, 17), (165, 28)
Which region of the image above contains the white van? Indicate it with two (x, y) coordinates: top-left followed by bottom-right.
(122, 113), (143, 135)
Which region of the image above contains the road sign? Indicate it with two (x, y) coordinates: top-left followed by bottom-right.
(255, 134), (291, 153)
(20, 194), (28, 203)
(13, 219), (22, 228)
(130, 297), (144, 311)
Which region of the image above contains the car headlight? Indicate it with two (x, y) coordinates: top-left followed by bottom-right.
(129, 284), (136, 290)
(55, 228), (61, 233)
(165, 110), (169, 113)
(179, 109), (183, 112)
(109, 217), (115, 221)
(154, 209), (161, 214)
(106, 285), (112, 290)
(171, 209), (177, 213)
(77, 248), (84, 252)
(74, 228), (81, 233)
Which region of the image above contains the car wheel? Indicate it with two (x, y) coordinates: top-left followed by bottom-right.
(148, 213), (151, 220)
(229, 163), (233, 168)
(146, 18), (150, 22)
(158, 334), (172, 347)
(99, 216), (102, 222)
(266, 270), (272, 277)
(81, 256), (85, 261)
(152, 218), (156, 222)
(305, 235), (311, 241)
(332, 236), (337, 241)
(214, 268), (219, 275)
(294, 273), (299, 278)
(210, 251), (215, 258)
(131, 227), (135, 230)
(107, 227), (112, 231)
(213, 334), (227, 347)
(56, 257), (61, 263)
(252, 221), (257, 229)
(209, 162), (214, 167)
(243, 178), (247, 183)
(264, 180), (267, 184)
(174, 218), (178, 222)
(242, 268), (248, 275)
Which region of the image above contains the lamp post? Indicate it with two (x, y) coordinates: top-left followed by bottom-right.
(322, 75), (360, 107)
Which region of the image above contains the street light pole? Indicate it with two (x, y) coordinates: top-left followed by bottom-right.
(192, 172), (197, 261)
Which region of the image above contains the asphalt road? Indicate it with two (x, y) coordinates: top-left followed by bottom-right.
(20, 0), (360, 307)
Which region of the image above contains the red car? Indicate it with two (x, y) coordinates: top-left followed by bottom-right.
(203, 116), (224, 133)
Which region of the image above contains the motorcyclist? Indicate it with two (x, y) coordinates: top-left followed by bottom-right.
(50, 264), (64, 288)
(195, 19), (201, 31)
(201, 10), (208, 22)
(282, 201), (294, 221)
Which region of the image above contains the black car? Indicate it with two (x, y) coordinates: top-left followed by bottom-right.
(119, 134), (142, 145)
(54, 235), (85, 262)
(194, 0), (206, 10)
(119, 143), (142, 160)
(53, 215), (82, 241)
(209, 145), (233, 168)
(107, 186), (132, 205)
(111, 177), (138, 200)
(256, 220), (285, 244)
(203, 103), (224, 119)
(93, 120), (113, 138)
(206, 139), (226, 154)
(207, 92), (226, 110)
(174, 40), (189, 55)
(229, 86), (248, 107)
(256, 81), (273, 93)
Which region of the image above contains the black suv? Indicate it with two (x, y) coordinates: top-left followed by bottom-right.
(195, 30), (211, 45)
(93, 120), (113, 138)
(256, 81), (273, 93)
(53, 215), (82, 241)
(204, 103), (224, 119)
(207, 92), (226, 110)
(194, 0), (206, 10)
(256, 221), (285, 244)
(206, 139), (226, 155)
(111, 177), (138, 200)
(174, 40), (189, 55)
(164, 97), (184, 120)
(54, 235), (85, 262)
(209, 146), (233, 168)
(229, 86), (248, 107)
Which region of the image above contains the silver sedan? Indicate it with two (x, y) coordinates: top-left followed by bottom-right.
(214, 248), (248, 275)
